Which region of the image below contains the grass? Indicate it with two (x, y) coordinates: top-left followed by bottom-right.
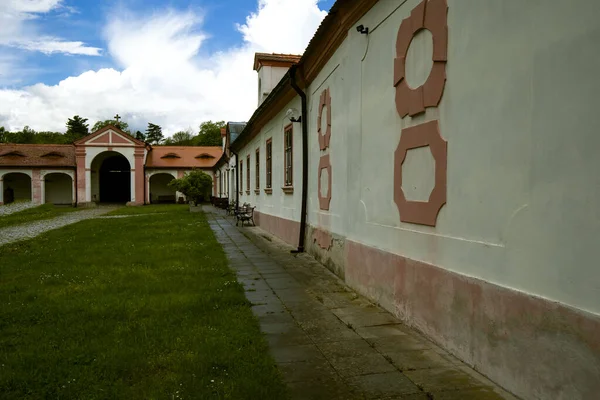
(0, 204), (82, 230)
(0, 205), (287, 399)
(107, 204), (189, 216)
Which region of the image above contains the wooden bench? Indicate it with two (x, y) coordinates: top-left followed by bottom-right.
(227, 201), (238, 216)
(235, 204), (255, 227)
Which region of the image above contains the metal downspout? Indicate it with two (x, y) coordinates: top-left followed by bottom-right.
(289, 65), (308, 253)
(231, 150), (239, 207)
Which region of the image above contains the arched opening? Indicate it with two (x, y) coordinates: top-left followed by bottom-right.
(3, 173), (32, 204)
(44, 173), (73, 205)
(91, 151), (131, 203)
(149, 173), (176, 204)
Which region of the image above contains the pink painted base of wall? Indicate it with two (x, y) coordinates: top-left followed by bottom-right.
(312, 227), (333, 250)
(254, 211), (300, 246)
(345, 240), (600, 400)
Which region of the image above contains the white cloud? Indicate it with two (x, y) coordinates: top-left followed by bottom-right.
(0, 0), (327, 135)
(8, 38), (101, 56)
(6, 0), (62, 13)
(0, 0), (101, 59)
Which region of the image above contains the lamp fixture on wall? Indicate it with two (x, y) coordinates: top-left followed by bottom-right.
(356, 24), (369, 35)
(286, 108), (302, 123)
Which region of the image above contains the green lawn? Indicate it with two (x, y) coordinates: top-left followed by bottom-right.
(0, 204), (82, 230)
(0, 205), (287, 399)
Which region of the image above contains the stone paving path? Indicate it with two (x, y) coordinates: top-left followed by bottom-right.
(0, 206), (117, 247)
(0, 201), (37, 216)
(206, 207), (518, 400)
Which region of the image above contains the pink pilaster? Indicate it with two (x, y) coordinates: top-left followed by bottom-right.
(31, 169), (42, 204)
(134, 149), (145, 205)
(75, 148), (86, 205)
(213, 172), (217, 196)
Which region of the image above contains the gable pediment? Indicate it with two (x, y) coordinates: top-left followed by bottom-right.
(75, 124), (145, 147)
(84, 130), (135, 145)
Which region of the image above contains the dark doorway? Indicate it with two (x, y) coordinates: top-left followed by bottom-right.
(99, 154), (131, 203)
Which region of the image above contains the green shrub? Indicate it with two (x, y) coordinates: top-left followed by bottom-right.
(168, 169), (212, 205)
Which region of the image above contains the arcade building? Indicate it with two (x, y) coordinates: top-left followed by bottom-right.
(0, 125), (222, 206)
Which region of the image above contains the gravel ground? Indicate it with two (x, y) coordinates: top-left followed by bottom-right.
(0, 201), (37, 216)
(0, 206), (118, 247)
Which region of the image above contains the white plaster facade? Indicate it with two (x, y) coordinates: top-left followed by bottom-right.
(228, 1), (600, 398)
(42, 170), (75, 205)
(257, 65), (290, 106)
(81, 137), (143, 204)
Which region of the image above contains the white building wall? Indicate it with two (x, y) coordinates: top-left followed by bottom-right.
(233, 1), (600, 398)
(258, 65), (290, 106)
(236, 0), (600, 317)
(42, 170), (74, 205)
(306, 38), (349, 242)
(237, 97), (303, 224)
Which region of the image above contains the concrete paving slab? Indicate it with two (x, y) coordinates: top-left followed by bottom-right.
(368, 335), (432, 352)
(332, 307), (400, 327)
(205, 207), (517, 400)
(385, 349), (455, 371)
(278, 359), (338, 383)
(270, 344), (326, 363)
(404, 367), (487, 392)
(349, 371), (422, 398)
(328, 353), (397, 377)
(430, 387), (514, 400)
(355, 324), (410, 339)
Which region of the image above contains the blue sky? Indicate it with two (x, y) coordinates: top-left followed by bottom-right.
(0, 0), (331, 134)
(6, 0), (334, 87)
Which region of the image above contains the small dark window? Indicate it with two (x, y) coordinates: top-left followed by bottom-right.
(195, 153), (215, 159)
(255, 148), (260, 190)
(246, 155), (250, 193)
(284, 125), (293, 186)
(0, 151), (26, 157)
(41, 152), (65, 158)
(161, 153), (181, 159)
(266, 139), (272, 189)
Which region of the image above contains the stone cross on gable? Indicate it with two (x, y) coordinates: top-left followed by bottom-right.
(114, 114), (121, 127)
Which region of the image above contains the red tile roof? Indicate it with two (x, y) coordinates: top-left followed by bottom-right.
(253, 53), (301, 71)
(146, 146), (223, 169)
(0, 144), (75, 167)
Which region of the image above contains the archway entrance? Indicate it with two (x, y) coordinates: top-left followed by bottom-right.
(149, 173), (176, 203)
(45, 173), (73, 205)
(3, 173), (32, 204)
(92, 152), (131, 203)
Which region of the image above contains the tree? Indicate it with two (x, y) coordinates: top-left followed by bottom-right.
(168, 169), (213, 205)
(194, 120), (225, 146)
(0, 126), (66, 144)
(65, 115), (89, 142)
(35, 131), (69, 144)
(145, 123), (164, 145)
(169, 130), (194, 146)
(18, 126), (36, 144)
(92, 119), (130, 134)
(135, 130), (146, 142)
